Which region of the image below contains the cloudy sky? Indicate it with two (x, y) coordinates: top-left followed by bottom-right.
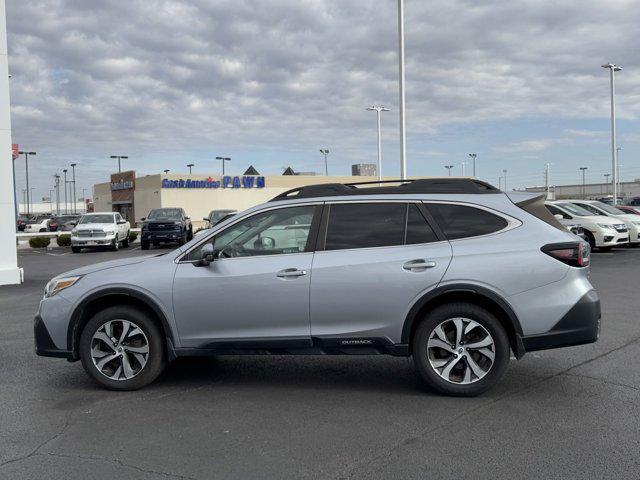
(7, 0), (640, 200)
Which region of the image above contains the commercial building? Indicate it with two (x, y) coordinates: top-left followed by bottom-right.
(352, 163), (378, 176)
(93, 171), (384, 227)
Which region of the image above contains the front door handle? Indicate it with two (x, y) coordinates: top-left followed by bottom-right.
(276, 268), (307, 278)
(403, 259), (437, 272)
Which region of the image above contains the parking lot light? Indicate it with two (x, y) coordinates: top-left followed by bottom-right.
(602, 63), (622, 205)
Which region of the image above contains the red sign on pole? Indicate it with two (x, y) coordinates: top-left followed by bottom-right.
(12, 144), (18, 160)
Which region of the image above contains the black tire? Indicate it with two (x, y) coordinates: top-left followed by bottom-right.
(187, 228), (193, 241)
(584, 231), (596, 251)
(79, 306), (166, 391)
(141, 241), (150, 250)
(412, 302), (510, 397)
(39, 228), (46, 232)
(110, 237), (119, 251)
(71, 246), (81, 253)
(122, 231), (130, 248)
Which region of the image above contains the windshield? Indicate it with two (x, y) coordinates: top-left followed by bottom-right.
(595, 202), (626, 215)
(148, 208), (182, 220)
(79, 214), (114, 224)
(556, 203), (594, 217)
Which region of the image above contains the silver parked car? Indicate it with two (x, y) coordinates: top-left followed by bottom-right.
(35, 179), (600, 396)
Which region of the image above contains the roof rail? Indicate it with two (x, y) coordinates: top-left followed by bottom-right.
(269, 178), (501, 201)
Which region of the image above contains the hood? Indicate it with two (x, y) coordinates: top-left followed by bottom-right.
(74, 223), (116, 230)
(57, 254), (158, 278)
(612, 213), (640, 224)
(571, 215), (621, 225)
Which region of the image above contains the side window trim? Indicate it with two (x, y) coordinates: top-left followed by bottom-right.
(416, 202), (446, 242)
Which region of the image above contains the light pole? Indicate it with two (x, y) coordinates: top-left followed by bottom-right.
(187, 163), (194, 174)
(445, 165), (454, 176)
(545, 163), (551, 199)
(216, 157), (231, 175)
(498, 176), (503, 190)
(461, 161), (466, 176)
(63, 169), (68, 214)
(70, 163), (77, 214)
(602, 63), (622, 204)
(49, 189), (54, 213)
(468, 153), (477, 177)
(502, 169), (507, 191)
(30, 187), (35, 212)
(110, 155), (128, 173)
(580, 167), (588, 198)
(319, 149), (329, 176)
(54, 174), (60, 215)
(616, 146), (622, 198)
(604, 173), (611, 196)
(18, 151), (36, 215)
(366, 105), (390, 182)
(397, 0), (407, 179)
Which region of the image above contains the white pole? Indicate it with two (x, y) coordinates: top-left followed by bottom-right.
(398, 0), (407, 180)
(0, 0), (22, 285)
(376, 109), (382, 182)
(603, 64), (621, 205)
(616, 147), (621, 198)
(545, 163), (550, 199)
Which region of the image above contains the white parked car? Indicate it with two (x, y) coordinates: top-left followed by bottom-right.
(23, 215), (51, 233)
(546, 201), (629, 250)
(568, 199), (640, 246)
(71, 212), (130, 253)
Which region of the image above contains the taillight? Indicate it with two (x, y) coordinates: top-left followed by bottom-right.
(541, 242), (590, 267)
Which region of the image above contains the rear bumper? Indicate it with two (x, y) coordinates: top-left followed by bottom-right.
(521, 290), (601, 352)
(34, 314), (72, 359)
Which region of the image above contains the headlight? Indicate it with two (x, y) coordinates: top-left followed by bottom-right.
(632, 222), (640, 227)
(71, 228), (77, 234)
(44, 275), (83, 298)
(597, 224), (615, 230)
(104, 229), (116, 235)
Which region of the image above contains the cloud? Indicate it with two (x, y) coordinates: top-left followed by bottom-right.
(6, 0), (640, 194)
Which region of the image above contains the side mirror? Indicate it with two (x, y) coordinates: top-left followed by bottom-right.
(185, 216), (190, 220)
(194, 243), (215, 267)
(141, 217), (146, 221)
(260, 236), (275, 249)
(554, 214), (563, 220)
(70, 221), (77, 226)
(117, 220), (126, 224)
(203, 217), (209, 222)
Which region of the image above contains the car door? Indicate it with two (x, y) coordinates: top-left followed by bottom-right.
(172, 204), (321, 348)
(309, 202), (452, 342)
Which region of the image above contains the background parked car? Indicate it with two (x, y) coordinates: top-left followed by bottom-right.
(23, 214), (52, 233)
(546, 200), (628, 250)
(140, 208), (192, 250)
(203, 209), (237, 227)
(71, 212), (130, 252)
(16, 214), (32, 231)
(48, 214), (81, 232)
(616, 205), (640, 216)
(568, 199), (640, 246)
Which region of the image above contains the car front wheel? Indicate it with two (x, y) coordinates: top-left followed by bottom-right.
(79, 306), (166, 390)
(412, 302), (510, 396)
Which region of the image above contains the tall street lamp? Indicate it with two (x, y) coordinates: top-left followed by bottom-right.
(502, 169), (507, 191)
(602, 63), (622, 204)
(366, 105), (390, 182)
(63, 169), (68, 214)
(70, 163), (77, 214)
(604, 173), (611, 196)
(216, 157), (231, 175)
(468, 153), (477, 177)
(110, 155), (128, 173)
(580, 167), (588, 198)
(319, 149), (329, 176)
(18, 150), (36, 215)
(187, 163), (194, 174)
(397, 0), (407, 179)
(616, 146), (622, 197)
(445, 165), (454, 176)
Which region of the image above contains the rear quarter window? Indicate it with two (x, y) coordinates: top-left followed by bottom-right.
(426, 203), (508, 240)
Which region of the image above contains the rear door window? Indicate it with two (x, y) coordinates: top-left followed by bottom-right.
(325, 203), (405, 250)
(426, 203), (508, 240)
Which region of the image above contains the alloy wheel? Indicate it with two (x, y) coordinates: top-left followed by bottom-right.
(426, 317), (495, 384)
(90, 320), (150, 381)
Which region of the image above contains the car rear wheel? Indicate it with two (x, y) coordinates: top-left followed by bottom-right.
(141, 241), (150, 250)
(412, 302), (510, 396)
(122, 231), (130, 248)
(79, 306), (165, 390)
(110, 238), (119, 251)
(71, 246), (81, 253)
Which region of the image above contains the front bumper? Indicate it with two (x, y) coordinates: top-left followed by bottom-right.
(34, 314), (72, 359)
(142, 230), (183, 242)
(71, 232), (116, 246)
(521, 290), (601, 352)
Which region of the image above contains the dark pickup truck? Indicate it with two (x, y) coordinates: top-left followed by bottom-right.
(140, 208), (193, 250)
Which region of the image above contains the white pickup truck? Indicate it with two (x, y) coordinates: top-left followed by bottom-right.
(70, 212), (130, 253)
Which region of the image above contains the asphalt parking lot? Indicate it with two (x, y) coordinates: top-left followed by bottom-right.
(1, 246), (639, 480)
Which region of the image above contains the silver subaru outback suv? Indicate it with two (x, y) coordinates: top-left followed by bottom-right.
(35, 179), (600, 396)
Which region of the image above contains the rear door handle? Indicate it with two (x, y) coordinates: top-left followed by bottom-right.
(276, 268), (307, 278)
(403, 259), (437, 271)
